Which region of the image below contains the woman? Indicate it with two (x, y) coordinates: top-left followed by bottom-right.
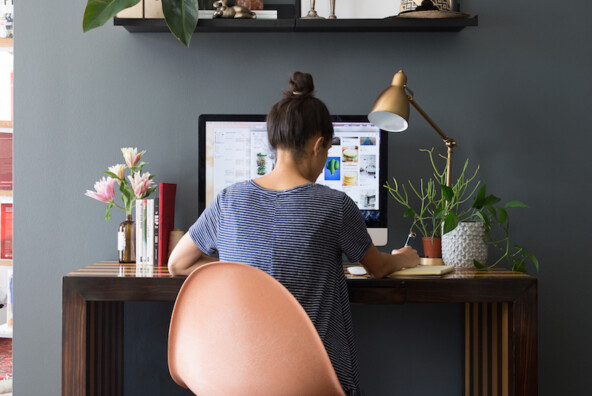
(169, 71), (419, 395)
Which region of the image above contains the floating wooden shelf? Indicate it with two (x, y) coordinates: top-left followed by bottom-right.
(115, 16), (478, 33)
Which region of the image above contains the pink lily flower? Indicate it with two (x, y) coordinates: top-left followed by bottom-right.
(85, 177), (117, 203)
(121, 147), (146, 169)
(108, 164), (126, 182)
(128, 172), (154, 199)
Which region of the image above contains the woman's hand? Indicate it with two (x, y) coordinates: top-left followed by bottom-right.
(391, 246), (420, 270)
(360, 244), (420, 279)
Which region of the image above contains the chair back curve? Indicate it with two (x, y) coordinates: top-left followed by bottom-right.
(168, 261), (346, 396)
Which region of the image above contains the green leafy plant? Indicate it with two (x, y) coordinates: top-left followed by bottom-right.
(83, 0), (204, 47)
(385, 148), (538, 273)
(463, 184), (539, 272)
(384, 148), (480, 239)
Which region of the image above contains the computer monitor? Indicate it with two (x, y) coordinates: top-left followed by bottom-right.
(198, 114), (388, 246)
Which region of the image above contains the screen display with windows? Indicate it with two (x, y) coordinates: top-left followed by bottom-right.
(198, 115), (388, 245)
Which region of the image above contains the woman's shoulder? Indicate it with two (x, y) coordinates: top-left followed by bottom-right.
(308, 183), (346, 198)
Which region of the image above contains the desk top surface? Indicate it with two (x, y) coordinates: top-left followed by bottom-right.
(63, 262), (536, 303)
(66, 261), (533, 281)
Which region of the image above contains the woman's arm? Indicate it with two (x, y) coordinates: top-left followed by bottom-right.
(168, 233), (218, 276)
(359, 244), (420, 279)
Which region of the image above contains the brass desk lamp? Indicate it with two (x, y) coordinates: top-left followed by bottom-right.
(368, 70), (457, 187)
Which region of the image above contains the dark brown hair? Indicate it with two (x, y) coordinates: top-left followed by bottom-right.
(266, 72), (333, 161)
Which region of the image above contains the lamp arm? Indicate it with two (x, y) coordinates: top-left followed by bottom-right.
(406, 88), (457, 187)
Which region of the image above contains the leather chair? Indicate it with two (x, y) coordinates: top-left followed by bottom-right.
(168, 261), (346, 396)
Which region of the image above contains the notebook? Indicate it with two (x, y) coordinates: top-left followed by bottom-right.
(388, 265), (454, 278)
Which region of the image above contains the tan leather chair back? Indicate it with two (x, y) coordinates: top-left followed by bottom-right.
(168, 261), (345, 396)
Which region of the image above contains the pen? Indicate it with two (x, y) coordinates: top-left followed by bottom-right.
(404, 232), (416, 247)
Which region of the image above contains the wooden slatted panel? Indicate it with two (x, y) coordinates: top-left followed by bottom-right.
(464, 302), (510, 396)
(87, 301), (123, 396)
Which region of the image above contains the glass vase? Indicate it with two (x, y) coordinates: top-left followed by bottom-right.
(118, 214), (136, 263)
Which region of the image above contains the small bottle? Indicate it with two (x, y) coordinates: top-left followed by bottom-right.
(118, 214), (136, 263)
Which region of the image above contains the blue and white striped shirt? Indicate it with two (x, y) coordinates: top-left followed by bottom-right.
(189, 180), (372, 394)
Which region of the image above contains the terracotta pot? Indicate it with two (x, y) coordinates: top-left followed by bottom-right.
(422, 237), (442, 258)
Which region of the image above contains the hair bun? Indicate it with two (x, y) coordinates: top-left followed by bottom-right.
(285, 71), (315, 98)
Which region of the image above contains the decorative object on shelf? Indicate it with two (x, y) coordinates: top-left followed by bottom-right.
(400, 0), (450, 12)
(236, 0), (264, 10)
(300, 0), (394, 19)
(302, 0), (324, 19)
(85, 148), (157, 263)
(398, 0), (470, 18)
(213, 0), (256, 18)
(328, 0), (336, 19)
(83, 0), (200, 47)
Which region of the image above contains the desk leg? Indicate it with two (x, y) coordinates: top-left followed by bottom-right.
(63, 280), (86, 396)
(63, 281), (123, 396)
(464, 287), (538, 396)
(87, 301), (124, 396)
(512, 283), (538, 396)
(464, 302), (509, 396)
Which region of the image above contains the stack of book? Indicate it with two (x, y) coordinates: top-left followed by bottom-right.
(135, 183), (177, 266)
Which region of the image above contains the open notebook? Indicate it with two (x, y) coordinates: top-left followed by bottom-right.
(388, 265), (454, 278)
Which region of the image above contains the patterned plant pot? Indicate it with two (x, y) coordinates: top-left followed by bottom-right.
(442, 222), (487, 268)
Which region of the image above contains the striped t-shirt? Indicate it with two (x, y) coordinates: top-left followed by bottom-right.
(189, 180), (372, 394)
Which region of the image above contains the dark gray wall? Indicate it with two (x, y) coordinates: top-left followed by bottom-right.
(15, 0), (592, 394)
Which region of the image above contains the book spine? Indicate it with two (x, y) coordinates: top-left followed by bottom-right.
(0, 202), (12, 260)
(135, 199), (145, 263)
(154, 200), (159, 266)
(142, 199), (148, 264)
(158, 183), (177, 267)
(146, 199), (154, 265)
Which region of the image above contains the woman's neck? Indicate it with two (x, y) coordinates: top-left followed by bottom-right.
(254, 149), (316, 191)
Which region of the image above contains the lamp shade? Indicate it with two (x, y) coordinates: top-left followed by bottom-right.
(368, 70), (410, 132)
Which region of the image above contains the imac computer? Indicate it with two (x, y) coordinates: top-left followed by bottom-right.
(198, 114), (388, 246)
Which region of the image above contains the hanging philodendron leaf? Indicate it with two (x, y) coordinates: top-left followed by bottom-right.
(162, 0), (199, 47)
(83, 0), (142, 32)
(442, 211), (459, 235)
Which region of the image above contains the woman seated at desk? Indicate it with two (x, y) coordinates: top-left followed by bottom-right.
(168, 71), (419, 395)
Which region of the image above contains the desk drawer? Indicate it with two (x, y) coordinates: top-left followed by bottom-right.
(349, 286), (406, 304)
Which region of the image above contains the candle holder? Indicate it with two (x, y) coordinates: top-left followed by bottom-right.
(302, 0), (324, 19)
(328, 0), (336, 19)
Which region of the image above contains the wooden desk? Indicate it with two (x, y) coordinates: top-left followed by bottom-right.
(63, 262), (537, 396)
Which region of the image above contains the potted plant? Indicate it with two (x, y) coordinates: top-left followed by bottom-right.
(82, 0), (211, 47)
(386, 148), (538, 273)
(441, 183), (539, 272)
(385, 148), (480, 260)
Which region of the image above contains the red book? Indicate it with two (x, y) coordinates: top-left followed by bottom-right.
(1, 203), (12, 259)
(0, 133), (12, 191)
(158, 183), (177, 267)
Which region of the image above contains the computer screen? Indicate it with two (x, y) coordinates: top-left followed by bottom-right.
(198, 114), (388, 246)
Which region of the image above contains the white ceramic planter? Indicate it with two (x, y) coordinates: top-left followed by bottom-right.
(442, 222), (487, 268)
